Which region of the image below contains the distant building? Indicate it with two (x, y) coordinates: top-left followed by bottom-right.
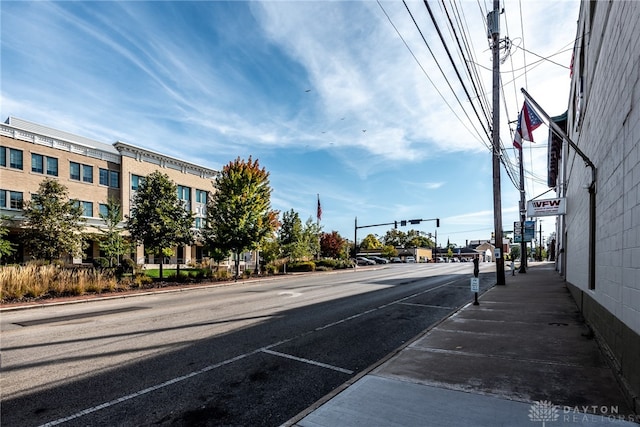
(0, 117), (256, 269)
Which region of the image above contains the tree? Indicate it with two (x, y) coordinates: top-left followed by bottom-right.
(361, 234), (382, 250)
(380, 245), (398, 258)
(96, 198), (129, 267)
(0, 215), (16, 261)
(509, 245), (520, 261)
(126, 171), (194, 279)
(405, 230), (432, 248)
(382, 229), (407, 247)
(203, 157), (278, 279)
(320, 231), (347, 259)
(279, 209), (304, 261)
(301, 217), (322, 259)
(22, 178), (86, 262)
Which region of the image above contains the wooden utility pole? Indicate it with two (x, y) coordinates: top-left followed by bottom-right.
(489, 0), (506, 285)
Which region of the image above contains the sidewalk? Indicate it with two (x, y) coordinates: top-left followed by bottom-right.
(287, 262), (639, 426)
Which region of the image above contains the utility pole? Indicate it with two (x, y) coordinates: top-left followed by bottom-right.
(489, 0), (505, 285)
(518, 149), (527, 273)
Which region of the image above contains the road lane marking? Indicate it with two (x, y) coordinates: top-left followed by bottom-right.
(39, 277), (460, 426)
(400, 302), (455, 310)
(261, 349), (353, 374)
(38, 351), (258, 427)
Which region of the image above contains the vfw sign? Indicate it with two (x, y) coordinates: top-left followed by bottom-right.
(527, 198), (566, 217)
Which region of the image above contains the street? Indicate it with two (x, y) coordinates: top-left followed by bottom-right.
(1, 262), (494, 427)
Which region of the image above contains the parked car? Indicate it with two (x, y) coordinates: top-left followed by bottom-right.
(356, 256), (376, 266)
(405, 256), (416, 263)
(368, 256), (389, 264)
(390, 257), (403, 263)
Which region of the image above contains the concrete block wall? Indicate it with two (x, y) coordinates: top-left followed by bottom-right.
(564, 0), (640, 412)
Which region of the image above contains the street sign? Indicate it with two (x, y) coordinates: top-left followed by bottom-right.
(470, 277), (479, 292)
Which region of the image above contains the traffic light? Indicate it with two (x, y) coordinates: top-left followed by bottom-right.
(394, 221), (398, 229)
(400, 220), (407, 226)
(436, 218), (440, 227)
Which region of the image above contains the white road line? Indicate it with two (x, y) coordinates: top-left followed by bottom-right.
(38, 351), (257, 427)
(400, 302), (455, 310)
(39, 278), (459, 426)
(261, 349), (354, 375)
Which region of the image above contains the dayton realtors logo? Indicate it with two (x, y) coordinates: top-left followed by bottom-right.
(528, 401), (638, 425)
(529, 401), (559, 426)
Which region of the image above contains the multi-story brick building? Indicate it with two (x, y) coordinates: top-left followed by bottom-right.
(0, 116), (217, 266)
(555, 0), (640, 413)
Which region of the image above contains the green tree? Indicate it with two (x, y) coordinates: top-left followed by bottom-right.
(260, 235), (281, 265)
(382, 229), (407, 247)
(22, 178), (86, 262)
(380, 245), (398, 258)
(405, 230), (432, 248)
(203, 157), (278, 279)
(509, 245), (520, 261)
(0, 215), (16, 261)
(126, 171), (194, 279)
(361, 234), (382, 250)
(302, 217), (322, 259)
(279, 209), (305, 261)
(96, 198), (129, 267)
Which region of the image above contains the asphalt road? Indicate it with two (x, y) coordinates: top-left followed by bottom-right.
(1, 262), (495, 427)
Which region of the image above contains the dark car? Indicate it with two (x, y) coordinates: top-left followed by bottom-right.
(356, 256), (376, 265)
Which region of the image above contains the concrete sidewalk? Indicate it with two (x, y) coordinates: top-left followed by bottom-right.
(287, 262), (639, 426)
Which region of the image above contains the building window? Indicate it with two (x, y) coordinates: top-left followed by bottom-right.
(0, 190), (5, 208)
(99, 168), (109, 186)
(9, 149), (23, 170)
(9, 191), (23, 209)
(177, 185), (191, 211)
(70, 162), (81, 180)
(109, 170), (119, 188)
(82, 165), (93, 183)
(31, 154), (58, 176)
(46, 157), (58, 176)
(0, 147), (6, 167)
(131, 174), (144, 190)
(99, 203), (109, 218)
(196, 189), (207, 204)
(99, 169), (120, 188)
(32, 154), (44, 174)
(72, 200), (93, 217)
(81, 201), (93, 217)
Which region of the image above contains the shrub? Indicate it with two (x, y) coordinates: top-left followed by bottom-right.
(287, 261), (316, 272)
(264, 263), (279, 275)
(92, 257), (111, 269)
(316, 259), (338, 269)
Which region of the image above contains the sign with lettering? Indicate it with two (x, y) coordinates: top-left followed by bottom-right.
(527, 198), (566, 217)
(514, 220), (536, 243)
(470, 277), (479, 292)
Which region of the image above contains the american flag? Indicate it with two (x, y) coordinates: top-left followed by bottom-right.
(317, 194), (322, 222)
(513, 100), (543, 150)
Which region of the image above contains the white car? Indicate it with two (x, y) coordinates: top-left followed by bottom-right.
(405, 256), (416, 263)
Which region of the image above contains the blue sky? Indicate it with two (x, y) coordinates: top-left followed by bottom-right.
(1, 0), (579, 247)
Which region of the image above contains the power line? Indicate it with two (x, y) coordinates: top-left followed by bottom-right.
(376, 0), (490, 147)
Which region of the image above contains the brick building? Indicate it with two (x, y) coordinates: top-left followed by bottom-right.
(0, 116), (217, 266)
